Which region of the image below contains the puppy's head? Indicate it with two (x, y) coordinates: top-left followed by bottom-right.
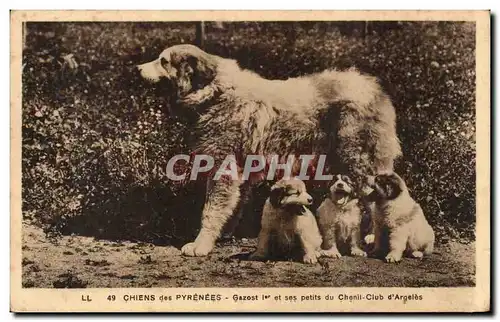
(369, 172), (407, 201)
(328, 174), (355, 206)
(269, 178), (313, 215)
(137, 44), (217, 99)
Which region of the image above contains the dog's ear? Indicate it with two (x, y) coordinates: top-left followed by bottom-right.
(386, 181), (403, 200)
(269, 186), (285, 208)
(340, 175), (351, 184)
(187, 55), (216, 90)
(186, 56), (199, 70)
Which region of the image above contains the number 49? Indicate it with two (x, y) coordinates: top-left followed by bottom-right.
(107, 295), (116, 301)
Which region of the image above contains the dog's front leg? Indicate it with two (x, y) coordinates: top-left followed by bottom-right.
(300, 232), (320, 264)
(350, 227), (367, 257)
(319, 226), (341, 259)
(385, 227), (409, 263)
(181, 178), (241, 256)
(295, 216), (320, 264)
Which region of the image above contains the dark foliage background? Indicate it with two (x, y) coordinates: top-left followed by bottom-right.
(21, 21), (476, 245)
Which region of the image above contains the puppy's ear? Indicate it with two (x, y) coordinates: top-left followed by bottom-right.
(269, 186), (285, 208)
(386, 181), (403, 199)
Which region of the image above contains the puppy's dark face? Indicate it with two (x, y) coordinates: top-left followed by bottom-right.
(329, 174), (355, 206)
(137, 44), (216, 100)
(269, 178), (313, 215)
(370, 173), (405, 201)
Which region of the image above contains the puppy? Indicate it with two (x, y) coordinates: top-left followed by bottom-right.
(368, 172), (435, 263)
(316, 174), (367, 258)
(250, 178), (322, 264)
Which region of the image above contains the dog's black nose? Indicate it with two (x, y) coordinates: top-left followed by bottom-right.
(307, 197), (313, 204)
(338, 182), (344, 188)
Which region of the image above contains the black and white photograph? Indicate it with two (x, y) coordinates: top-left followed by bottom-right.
(10, 10), (490, 313)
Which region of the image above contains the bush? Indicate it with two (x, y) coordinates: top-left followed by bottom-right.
(22, 21), (475, 244)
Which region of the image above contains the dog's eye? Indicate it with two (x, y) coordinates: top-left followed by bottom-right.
(287, 190), (300, 196)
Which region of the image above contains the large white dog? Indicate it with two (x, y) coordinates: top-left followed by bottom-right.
(138, 44), (401, 257)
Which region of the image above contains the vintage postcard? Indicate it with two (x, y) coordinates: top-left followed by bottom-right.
(10, 10), (490, 312)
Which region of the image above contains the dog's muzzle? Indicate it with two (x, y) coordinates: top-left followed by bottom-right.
(134, 63), (177, 99)
(332, 188), (351, 206)
(137, 61), (165, 84)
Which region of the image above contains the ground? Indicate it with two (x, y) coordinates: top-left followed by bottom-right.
(22, 222), (475, 288)
(21, 22), (477, 289)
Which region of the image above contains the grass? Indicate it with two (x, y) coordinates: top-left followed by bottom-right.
(22, 21), (476, 245)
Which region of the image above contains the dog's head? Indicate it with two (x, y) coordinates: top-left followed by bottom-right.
(269, 178), (313, 215)
(328, 174), (356, 206)
(368, 172), (407, 201)
(137, 44), (217, 99)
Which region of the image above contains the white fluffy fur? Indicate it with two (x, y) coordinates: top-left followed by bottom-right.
(371, 173), (435, 263)
(316, 175), (366, 258)
(250, 178), (322, 264)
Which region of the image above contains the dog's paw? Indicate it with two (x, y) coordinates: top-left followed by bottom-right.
(364, 234), (375, 245)
(351, 248), (367, 257)
(181, 242), (213, 257)
(303, 253), (318, 264)
(411, 251), (424, 259)
(320, 248), (342, 259)
(385, 251), (403, 263)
